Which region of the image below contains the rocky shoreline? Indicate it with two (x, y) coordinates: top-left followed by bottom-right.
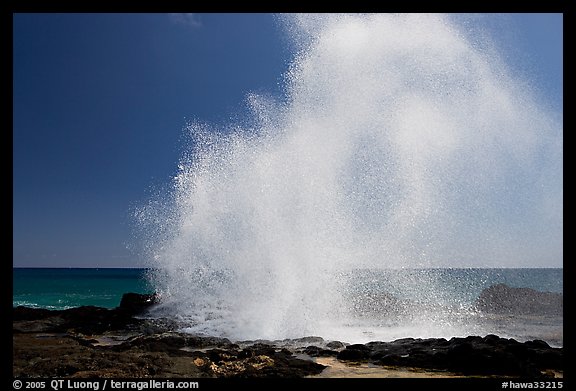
(13, 288), (563, 378)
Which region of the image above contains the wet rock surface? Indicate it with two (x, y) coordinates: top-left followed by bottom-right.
(334, 335), (562, 377)
(13, 291), (563, 378)
(13, 294), (326, 378)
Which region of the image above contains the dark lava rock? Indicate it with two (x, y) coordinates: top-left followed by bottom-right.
(12, 291), (563, 378)
(337, 335), (562, 377)
(248, 351), (325, 378)
(301, 345), (339, 357)
(13, 305), (142, 335)
(13, 324), (325, 378)
(326, 340), (346, 350)
(13, 292), (161, 335)
(116, 332), (238, 353)
(12, 306), (54, 321)
(336, 343), (372, 361)
(115, 335), (326, 378)
(118, 292), (158, 315)
(475, 283), (563, 316)
(289, 336), (326, 345)
(12, 333), (208, 378)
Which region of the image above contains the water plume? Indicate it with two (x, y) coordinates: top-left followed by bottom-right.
(135, 14), (562, 342)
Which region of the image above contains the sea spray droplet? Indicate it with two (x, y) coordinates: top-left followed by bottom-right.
(136, 14), (562, 342)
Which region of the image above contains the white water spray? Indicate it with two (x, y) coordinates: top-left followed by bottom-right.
(135, 14), (562, 342)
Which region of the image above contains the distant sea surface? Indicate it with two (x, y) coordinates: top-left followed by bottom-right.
(13, 267), (562, 310)
(13, 268), (153, 310)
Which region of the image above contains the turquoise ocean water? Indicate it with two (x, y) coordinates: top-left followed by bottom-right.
(13, 268), (153, 310)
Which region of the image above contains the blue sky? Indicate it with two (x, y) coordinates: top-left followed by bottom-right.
(13, 13), (563, 268)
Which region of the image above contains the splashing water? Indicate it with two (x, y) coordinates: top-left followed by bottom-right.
(135, 14), (562, 342)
